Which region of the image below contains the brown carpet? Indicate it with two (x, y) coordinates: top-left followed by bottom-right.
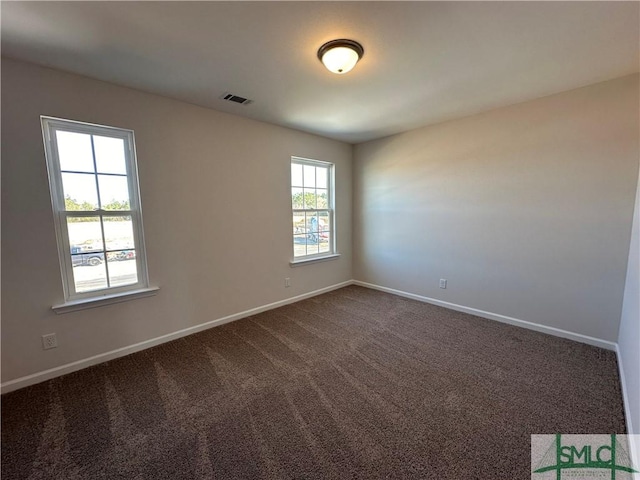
(1, 286), (626, 479)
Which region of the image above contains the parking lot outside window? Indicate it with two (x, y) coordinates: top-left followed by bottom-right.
(41, 117), (150, 301)
(291, 157), (335, 259)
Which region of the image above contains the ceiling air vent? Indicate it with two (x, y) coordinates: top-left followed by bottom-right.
(220, 93), (253, 105)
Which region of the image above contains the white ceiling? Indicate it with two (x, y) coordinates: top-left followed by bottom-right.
(1, 1), (638, 143)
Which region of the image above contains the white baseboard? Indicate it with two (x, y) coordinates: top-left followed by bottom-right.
(0, 280), (354, 394)
(352, 280), (617, 351)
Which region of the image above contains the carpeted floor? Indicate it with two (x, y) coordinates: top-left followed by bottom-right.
(1, 286), (626, 479)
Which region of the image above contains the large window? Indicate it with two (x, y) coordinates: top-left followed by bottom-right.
(291, 157), (335, 259)
(41, 117), (149, 301)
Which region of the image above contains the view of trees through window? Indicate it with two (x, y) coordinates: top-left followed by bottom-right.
(65, 195), (130, 215)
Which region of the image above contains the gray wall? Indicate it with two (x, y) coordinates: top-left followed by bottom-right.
(1, 58), (353, 383)
(619, 165), (640, 434)
(354, 75), (639, 342)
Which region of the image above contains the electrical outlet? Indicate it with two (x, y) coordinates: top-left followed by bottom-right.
(439, 279), (447, 289)
(42, 333), (58, 350)
(285, 277), (291, 288)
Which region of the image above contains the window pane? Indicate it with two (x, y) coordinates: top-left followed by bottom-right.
(107, 249), (136, 260)
(293, 234), (307, 257)
(316, 167), (328, 188)
(67, 216), (103, 252)
(72, 259), (108, 293)
(56, 131), (94, 173)
(293, 212), (305, 235)
(319, 211), (332, 254)
(319, 234), (331, 254)
(106, 249), (136, 262)
(306, 212), (319, 236)
(318, 210), (330, 226)
(98, 175), (130, 210)
(62, 172), (99, 210)
(68, 217), (107, 293)
(103, 216), (134, 251)
(306, 241), (319, 256)
(71, 253), (104, 267)
(292, 188), (304, 209)
(303, 165), (316, 187)
(107, 251), (138, 287)
(303, 189), (317, 209)
(291, 163), (303, 187)
(317, 189), (328, 208)
(94, 136), (127, 175)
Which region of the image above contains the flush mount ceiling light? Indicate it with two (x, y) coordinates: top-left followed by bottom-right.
(317, 39), (364, 74)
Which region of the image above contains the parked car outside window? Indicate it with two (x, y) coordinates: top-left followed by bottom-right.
(70, 245), (104, 266)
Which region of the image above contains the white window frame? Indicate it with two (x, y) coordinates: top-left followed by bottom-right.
(290, 156), (338, 264)
(41, 116), (151, 304)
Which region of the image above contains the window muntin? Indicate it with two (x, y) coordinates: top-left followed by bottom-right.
(41, 117), (149, 300)
(291, 157), (335, 259)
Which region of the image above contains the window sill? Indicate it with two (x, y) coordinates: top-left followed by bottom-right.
(52, 286), (160, 314)
(290, 253), (341, 267)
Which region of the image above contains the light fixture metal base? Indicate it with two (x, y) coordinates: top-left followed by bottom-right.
(317, 39), (365, 62)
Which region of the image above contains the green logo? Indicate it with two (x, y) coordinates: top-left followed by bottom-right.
(532, 434), (639, 479)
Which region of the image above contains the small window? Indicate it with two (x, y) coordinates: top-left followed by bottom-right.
(291, 157), (335, 259)
(41, 117), (149, 301)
